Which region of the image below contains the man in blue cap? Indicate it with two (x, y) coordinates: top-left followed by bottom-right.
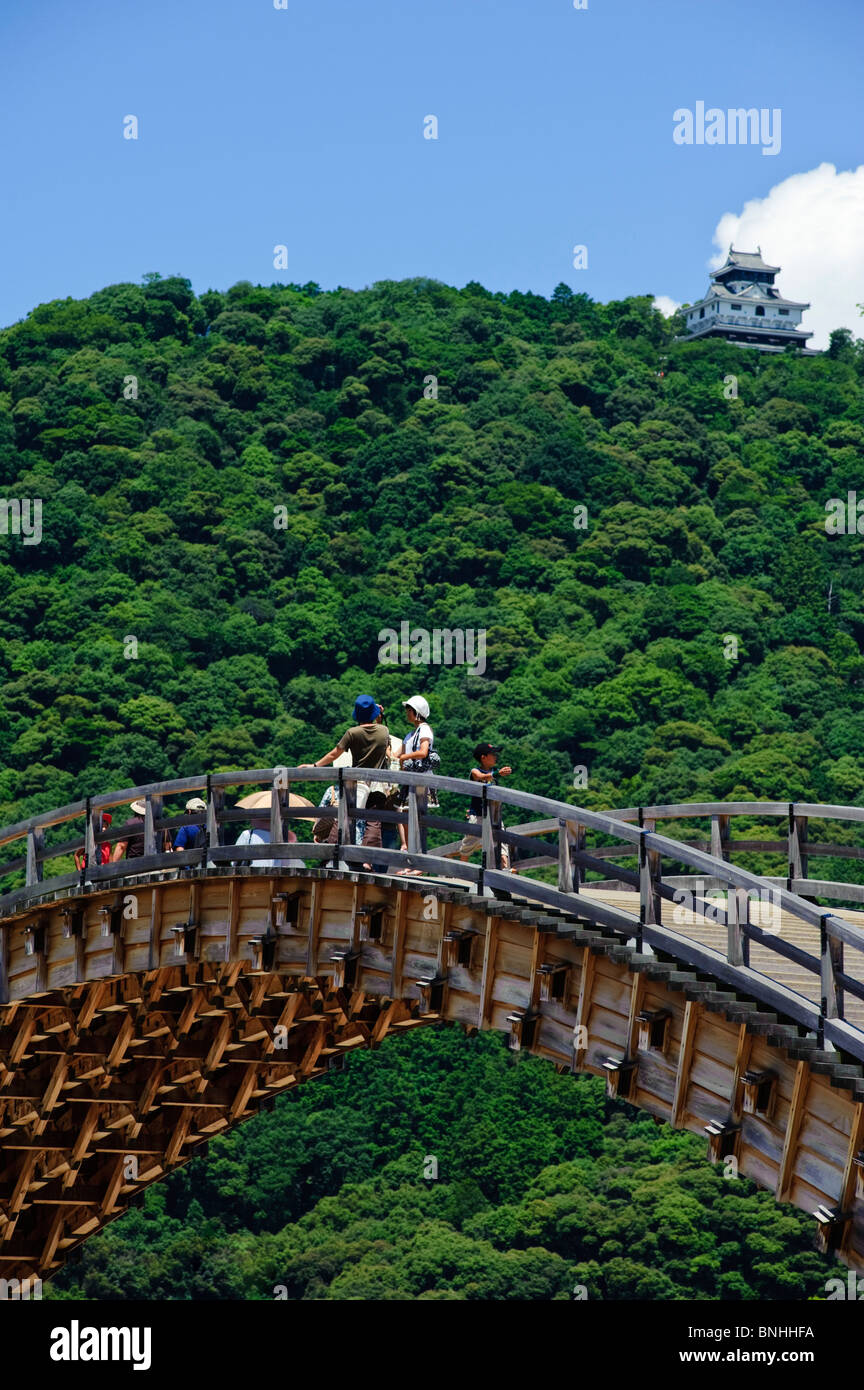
(300, 695), (390, 813)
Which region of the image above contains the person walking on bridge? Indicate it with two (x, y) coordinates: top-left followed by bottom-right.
(301, 694), (391, 836)
(457, 744), (512, 870)
(397, 696), (437, 858)
(173, 797), (207, 851)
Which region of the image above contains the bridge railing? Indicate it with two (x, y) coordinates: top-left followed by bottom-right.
(3, 773), (864, 1060)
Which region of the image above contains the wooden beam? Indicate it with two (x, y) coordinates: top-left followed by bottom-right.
(305, 881), (322, 976)
(165, 1106), (193, 1166)
(729, 1024), (753, 1121)
(389, 892), (408, 999)
(573, 946), (595, 1069)
(229, 1064), (259, 1121)
(226, 879), (240, 963)
(39, 1056), (70, 1117)
(527, 920), (544, 1011)
(625, 970), (647, 1059)
(100, 1156), (128, 1216)
(840, 1102), (864, 1255)
(671, 1002), (701, 1128)
(0, 924), (8, 1007)
(39, 1207), (67, 1270)
(106, 1014), (135, 1071)
(777, 1060), (809, 1202)
(477, 918), (499, 1029)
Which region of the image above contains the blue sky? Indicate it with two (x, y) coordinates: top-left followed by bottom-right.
(1, 0), (862, 330)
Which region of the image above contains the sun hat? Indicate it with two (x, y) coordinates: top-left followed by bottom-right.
(130, 799), (147, 816)
(402, 695), (430, 720)
(353, 694), (378, 724)
(185, 797), (207, 813)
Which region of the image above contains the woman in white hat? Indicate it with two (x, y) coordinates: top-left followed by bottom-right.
(397, 696), (435, 858)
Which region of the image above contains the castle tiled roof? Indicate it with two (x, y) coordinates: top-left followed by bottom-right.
(711, 247), (781, 276)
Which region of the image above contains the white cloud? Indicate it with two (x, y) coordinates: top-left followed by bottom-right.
(653, 294), (681, 318)
(709, 163), (864, 350)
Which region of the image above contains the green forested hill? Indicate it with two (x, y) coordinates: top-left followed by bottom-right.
(48, 1029), (844, 1301)
(2, 273), (863, 1300)
(1, 274), (863, 823)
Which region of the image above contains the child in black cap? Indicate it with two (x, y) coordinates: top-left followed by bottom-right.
(456, 743), (512, 868)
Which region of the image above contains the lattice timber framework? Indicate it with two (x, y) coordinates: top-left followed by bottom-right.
(5, 770), (864, 1283)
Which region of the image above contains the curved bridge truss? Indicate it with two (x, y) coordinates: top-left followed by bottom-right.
(3, 768), (864, 1283)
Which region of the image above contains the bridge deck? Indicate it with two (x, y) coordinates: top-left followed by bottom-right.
(582, 886), (864, 1029)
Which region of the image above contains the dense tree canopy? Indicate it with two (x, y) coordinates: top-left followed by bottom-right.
(47, 1029), (845, 1302)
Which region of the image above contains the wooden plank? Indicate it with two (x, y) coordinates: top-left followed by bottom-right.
(573, 946), (596, 1068)
(305, 881), (322, 976)
(728, 1024), (753, 1121)
(671, 1001), (700, 1128)
(39, 1207), (67, 1270)
(0, 924), (8, 1006)
(625, 970), (647, 1058)
(841, 1101), (864, 1210)
(226, 878), (240, 963)
(100, 1155), (127, 1215)
(477, 918), (499, 1029)
(389, 892), (408, 999)
(777, 1060), (809, 1202)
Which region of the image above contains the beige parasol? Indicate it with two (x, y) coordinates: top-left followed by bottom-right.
(235, 789), (313, 811)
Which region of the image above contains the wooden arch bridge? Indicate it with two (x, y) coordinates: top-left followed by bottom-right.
(4, 766), (864, 1285)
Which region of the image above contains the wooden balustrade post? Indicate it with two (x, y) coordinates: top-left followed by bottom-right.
(407, 786), (421, 856)
(206, 785), (224, 855)
(84, 803), (98, 876)
(482, 792), (498, 885)
(638, 817), (662, 928)
(26, 828), (44, 887)
(335, 770), (352, 868)
(788, 809), (808, 888)
(727, 886), (749, 968)
(143, 794), (164, 858)
(710, 813), (730, 862)
(569, 823), (585, 892)
(557, 820), (572, 894)
(821, 915), (844, 1024)
(270, 780), (287, 847)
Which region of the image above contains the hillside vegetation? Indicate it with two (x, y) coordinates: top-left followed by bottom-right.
(1, 275), (863, 825)
(48, 1029), (845, 1301)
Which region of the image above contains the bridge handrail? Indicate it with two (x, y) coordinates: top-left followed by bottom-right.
(2, 770), (864, 1050)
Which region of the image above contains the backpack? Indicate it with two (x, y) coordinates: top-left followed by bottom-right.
(405, 726), (441, 776)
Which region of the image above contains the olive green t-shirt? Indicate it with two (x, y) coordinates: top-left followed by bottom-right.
(337, 723), (391, 769)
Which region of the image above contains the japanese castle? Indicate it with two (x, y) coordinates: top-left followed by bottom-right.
(679, 247), (814, 352)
